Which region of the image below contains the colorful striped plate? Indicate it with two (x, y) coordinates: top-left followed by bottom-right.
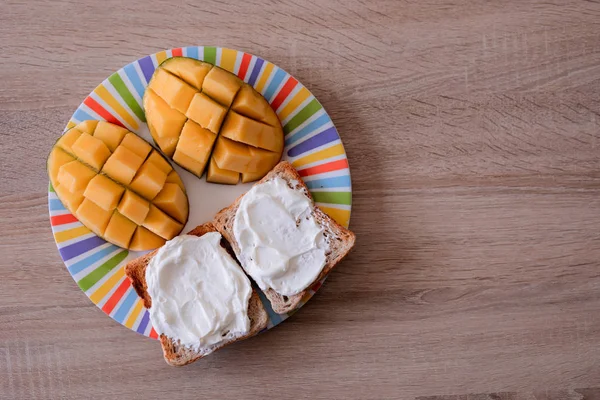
(49, 47), (352, 338)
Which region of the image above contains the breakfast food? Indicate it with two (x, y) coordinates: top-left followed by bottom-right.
(125, 223), (268, 366)
(143, 57), (283, 184)
(48, 120), (189, 250)
(214, 162), (356, 314)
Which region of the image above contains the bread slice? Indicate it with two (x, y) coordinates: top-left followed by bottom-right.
(213, 161), (356, 314)
(124, 222), (268, 366)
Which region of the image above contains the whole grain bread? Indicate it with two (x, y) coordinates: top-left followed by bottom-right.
(124, 222), (268, 366)
(213, 161), (356, 314)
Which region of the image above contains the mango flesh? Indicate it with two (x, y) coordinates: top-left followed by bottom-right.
(143, 56), (283, 184)
(48, 121), (188, 250)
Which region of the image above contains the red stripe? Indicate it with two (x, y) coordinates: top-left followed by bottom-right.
(149, 328), (159, 339)
(270, 77), (298, 110)
(83, 97), (125, 128)
(101, 279), (130, 314)
(51, 214), (79, 226)
(311, 281), (322, 292)
(298, 159), (349, 177)
(172, 48), (183, 57)
(237, 53), (252, 80)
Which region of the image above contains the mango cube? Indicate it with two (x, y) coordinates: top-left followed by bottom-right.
(144, 89), (187, 140)
(174, 120), (216, 171)
(166, 170), (185, 192)
(47, 147), (75, 183)
(220, 112), (283, 152)
(212, 137), (253, 173)
(57, 128), (84, 154)
(117, 190), (150, 225)
(75, 120), (99, 134)
(162, 57), (212, 90)
(241, 147), (282, 183)
(146, 151), (172, 174)
(104, 212), (137, 249)
(55, 184), (85, 213)
(232, 85), (279, 126)
(129, 227), (166, 252)
(154, 183), (188, 224)
(84, 175), (125, 211)
(93, 121), (128, 151)
(201, 66), (242, 106)
(76, 198), (112, 236)
(101, 146), (144, 185)
(207, 157), (239, 185)
(71, 133), (111, 170)
(173, 151), (205, 177)
(149, 68), (197, 114)
(130, 160), (168, 200)
(120, 133), (152, 159)
(185, 93), (227, 134)
(143, 205), (183, 240)
(58, 160), (97, 193)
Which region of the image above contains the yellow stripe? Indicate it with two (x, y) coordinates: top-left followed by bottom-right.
(220, 48), (237, 73)
(318, 206), (351, 228)
(54, 226), (91, 243)
(124, 298), (144, 328)
(89, 266), (126, 303)
(291, 143), (345, 168)
(255, 63), (274, 93)
(155, 51), (168, 65)
(278, 87), (310, 120)
(94, 85), (139, 130)
(66, 120), (77, 130)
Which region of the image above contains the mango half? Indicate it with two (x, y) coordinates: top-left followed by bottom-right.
(48, 120), (188, 250)
(143, 57), (283, 184)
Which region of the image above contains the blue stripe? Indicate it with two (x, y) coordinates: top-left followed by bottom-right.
(124, 63), (146, 99)
(305, 175), (352, 190)
(138, 56), (155, 84)
(59, 236), (106, 262)
(73, 108), (94, 123)
(49, 199), (66, 211)
(113, 289), (139, 323)
(67, 245), (120, 275)
(247, 58), (264, 86)
(287, 127), (340, 157)
(186, 46), (199, 60)
(136, 310), (150, 334)
(285, 113), (330, 146)
(262, 68), (287, 100)
(255, 285), (283, 325)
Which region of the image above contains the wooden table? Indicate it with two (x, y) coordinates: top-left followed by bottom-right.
(2, 0), (600, 399)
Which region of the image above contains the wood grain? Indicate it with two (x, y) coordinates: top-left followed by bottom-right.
(1, 0), (600, 398)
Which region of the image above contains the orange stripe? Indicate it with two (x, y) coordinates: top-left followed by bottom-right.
(298, 159), (349, 177)
(101, 278), (130, 314)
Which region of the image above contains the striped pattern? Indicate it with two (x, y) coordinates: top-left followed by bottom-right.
(50, 47), (352, 338)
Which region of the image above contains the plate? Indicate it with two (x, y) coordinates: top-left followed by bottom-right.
(48, 47), (352, 338)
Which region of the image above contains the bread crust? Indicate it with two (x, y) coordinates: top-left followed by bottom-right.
(213, 161), (356, 314)
(124, 222), (268, 366)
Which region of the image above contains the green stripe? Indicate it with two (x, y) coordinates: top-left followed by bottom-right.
(312, 191), (352, 206)
(283, 99), (322, 134)
(49, 182), (55, 192)
(204, 47), (217, 64)
(77, 250), (128, 292)
(108, 73), (146, 122)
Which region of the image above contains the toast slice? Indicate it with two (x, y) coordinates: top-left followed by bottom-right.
(125, 222), (268, 366)
(213, 161), (356, 314)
